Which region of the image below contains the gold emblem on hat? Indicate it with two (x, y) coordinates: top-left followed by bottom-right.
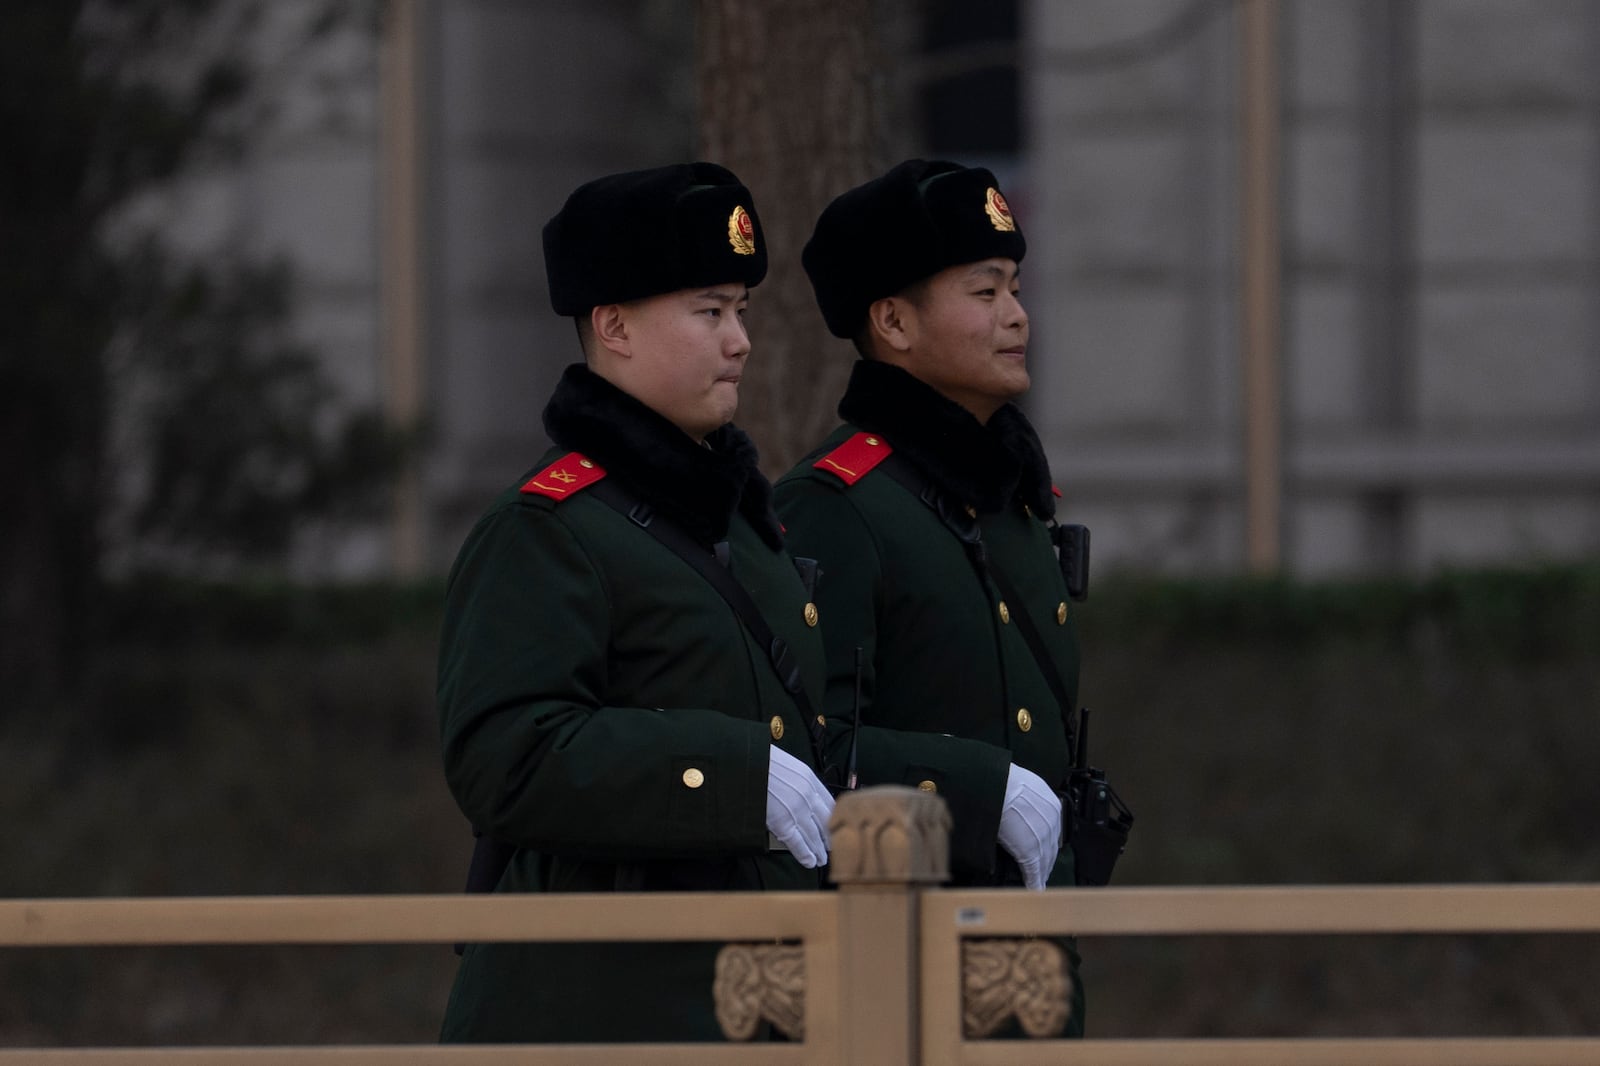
(728, 205), (756, 255)
(985, 187), (1016, 233)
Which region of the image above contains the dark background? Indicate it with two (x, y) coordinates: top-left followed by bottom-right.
(4, 567), (1597, 1043)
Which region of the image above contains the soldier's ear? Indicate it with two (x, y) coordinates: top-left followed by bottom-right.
(865, 295), (915, 355)
(591, 303), (632, 359)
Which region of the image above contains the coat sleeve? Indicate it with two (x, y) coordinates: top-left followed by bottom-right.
(776, 476), (1011, 878)
(438, 502), (770, 861)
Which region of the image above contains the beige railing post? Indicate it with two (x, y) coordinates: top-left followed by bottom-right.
(827, 785), (952, 1066)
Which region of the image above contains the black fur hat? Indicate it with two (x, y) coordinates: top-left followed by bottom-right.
(543, 162), (767, 316)
(802, 159), (1027, 338)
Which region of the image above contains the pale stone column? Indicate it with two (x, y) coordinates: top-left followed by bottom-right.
(712, 784), (951, 1058)
(828, 785), (951, 1065)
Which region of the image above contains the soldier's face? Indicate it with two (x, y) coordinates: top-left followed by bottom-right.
(617, 284), (751, 439)
(894, 258), (1029, 423)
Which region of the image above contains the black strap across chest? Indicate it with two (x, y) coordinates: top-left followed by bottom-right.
(586, 478), (835, 788)
(876, 454), (1078, 747)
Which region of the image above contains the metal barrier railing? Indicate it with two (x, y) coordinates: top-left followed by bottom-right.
(5, 791), (1600, 1065)
(919, 884), (1600, 1066)
(0, 893), (837, 1065)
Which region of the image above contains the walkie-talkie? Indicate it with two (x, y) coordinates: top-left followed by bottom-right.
(1061, 707), (1134, 886)
(1052, 523), (1090, 602)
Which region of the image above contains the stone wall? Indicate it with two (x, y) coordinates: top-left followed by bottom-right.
(173, 0), (1599, 577)
(1026, 0), (1600, 574)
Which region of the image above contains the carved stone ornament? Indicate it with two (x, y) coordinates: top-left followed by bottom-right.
(962, 938), (1072, 1038)
(713, 942), (806, 1040)
(827, 784), (952, 884)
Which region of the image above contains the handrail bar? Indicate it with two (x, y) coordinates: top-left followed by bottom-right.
(0, 1048), (808, 1064)
(921, 883), (1600, 937)
(0, 891), (833, 946)
(946, 1037), (1600, 1066)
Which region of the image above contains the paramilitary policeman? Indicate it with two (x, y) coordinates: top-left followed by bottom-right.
(438, 162), (835, 1043)
(774, 159), (1090, 1035)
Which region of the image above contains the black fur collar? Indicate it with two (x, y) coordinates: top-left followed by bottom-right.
(542, 363), (784, 549)
(837, 360), (1056, 518)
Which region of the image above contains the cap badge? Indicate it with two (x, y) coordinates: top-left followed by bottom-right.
(985, 187), (1016, 233)
(728, 205), (756, 255)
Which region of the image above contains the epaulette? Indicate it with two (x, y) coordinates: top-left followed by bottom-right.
(520, 452), (607, 501)
(813, 431), (893, 486)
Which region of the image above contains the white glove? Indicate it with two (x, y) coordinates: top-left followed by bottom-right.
(997, 763), (1063, 890)
(766, 745), (835, 868)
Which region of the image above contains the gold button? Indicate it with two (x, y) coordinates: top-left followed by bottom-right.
(769, 716), (784, 741)
(579, 459), (594, 468)
(1056, 602), (1068, 624)
(918, 779), (938, 793)
(965, 504), (978, 518)
(682, 768), (705, 789)
(998, 601), (1011, 624)
(816, 714), (826, 727)
(1016, 707), (1032, 732)
(865, 436), (881, 446)
(803, 602), (819, 627)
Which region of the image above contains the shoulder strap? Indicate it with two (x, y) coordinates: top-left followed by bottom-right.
(585, 478), (835, 789)
(813, 431), (894, 486)
(519, 451), (606, 501)
(877, 454), (1077, 752)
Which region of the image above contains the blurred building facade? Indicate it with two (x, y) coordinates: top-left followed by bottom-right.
(185, 0), (1600, 577)
(1028, 0), (1600, 575)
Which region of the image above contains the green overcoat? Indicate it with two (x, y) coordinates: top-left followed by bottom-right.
(439, 366), (826, 1043)
(774, 360), (1086, 1032)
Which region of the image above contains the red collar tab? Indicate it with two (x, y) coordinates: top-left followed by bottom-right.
(1051, 485), (1063, 498)
(521, 452), (607, 501)
(814, 431), (894, 486)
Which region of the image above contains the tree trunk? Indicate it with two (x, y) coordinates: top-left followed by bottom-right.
(696, 0), (917, 476)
